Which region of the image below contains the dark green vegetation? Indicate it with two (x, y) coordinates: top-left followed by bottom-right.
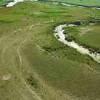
(0, 0), (11, 6)
(0, 1), (100, 100)
(0, 0), (5, 5)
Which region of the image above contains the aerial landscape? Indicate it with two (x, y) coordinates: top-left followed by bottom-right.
(0, 0), (100, 100)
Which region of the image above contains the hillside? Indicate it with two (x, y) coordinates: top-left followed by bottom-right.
(0, 1), (100, 100)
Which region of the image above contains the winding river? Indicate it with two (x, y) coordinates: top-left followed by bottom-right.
(54, 23), (100, 63)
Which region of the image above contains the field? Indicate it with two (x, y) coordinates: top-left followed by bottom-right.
(0, 1), (100, 100)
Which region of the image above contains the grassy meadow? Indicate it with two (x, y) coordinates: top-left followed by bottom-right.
(0, 1), (100, 100)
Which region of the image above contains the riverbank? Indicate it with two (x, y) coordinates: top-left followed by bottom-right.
(54, 21), (100, 63)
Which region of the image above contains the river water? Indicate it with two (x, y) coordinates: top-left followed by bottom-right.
(54, 24), (100, 63)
